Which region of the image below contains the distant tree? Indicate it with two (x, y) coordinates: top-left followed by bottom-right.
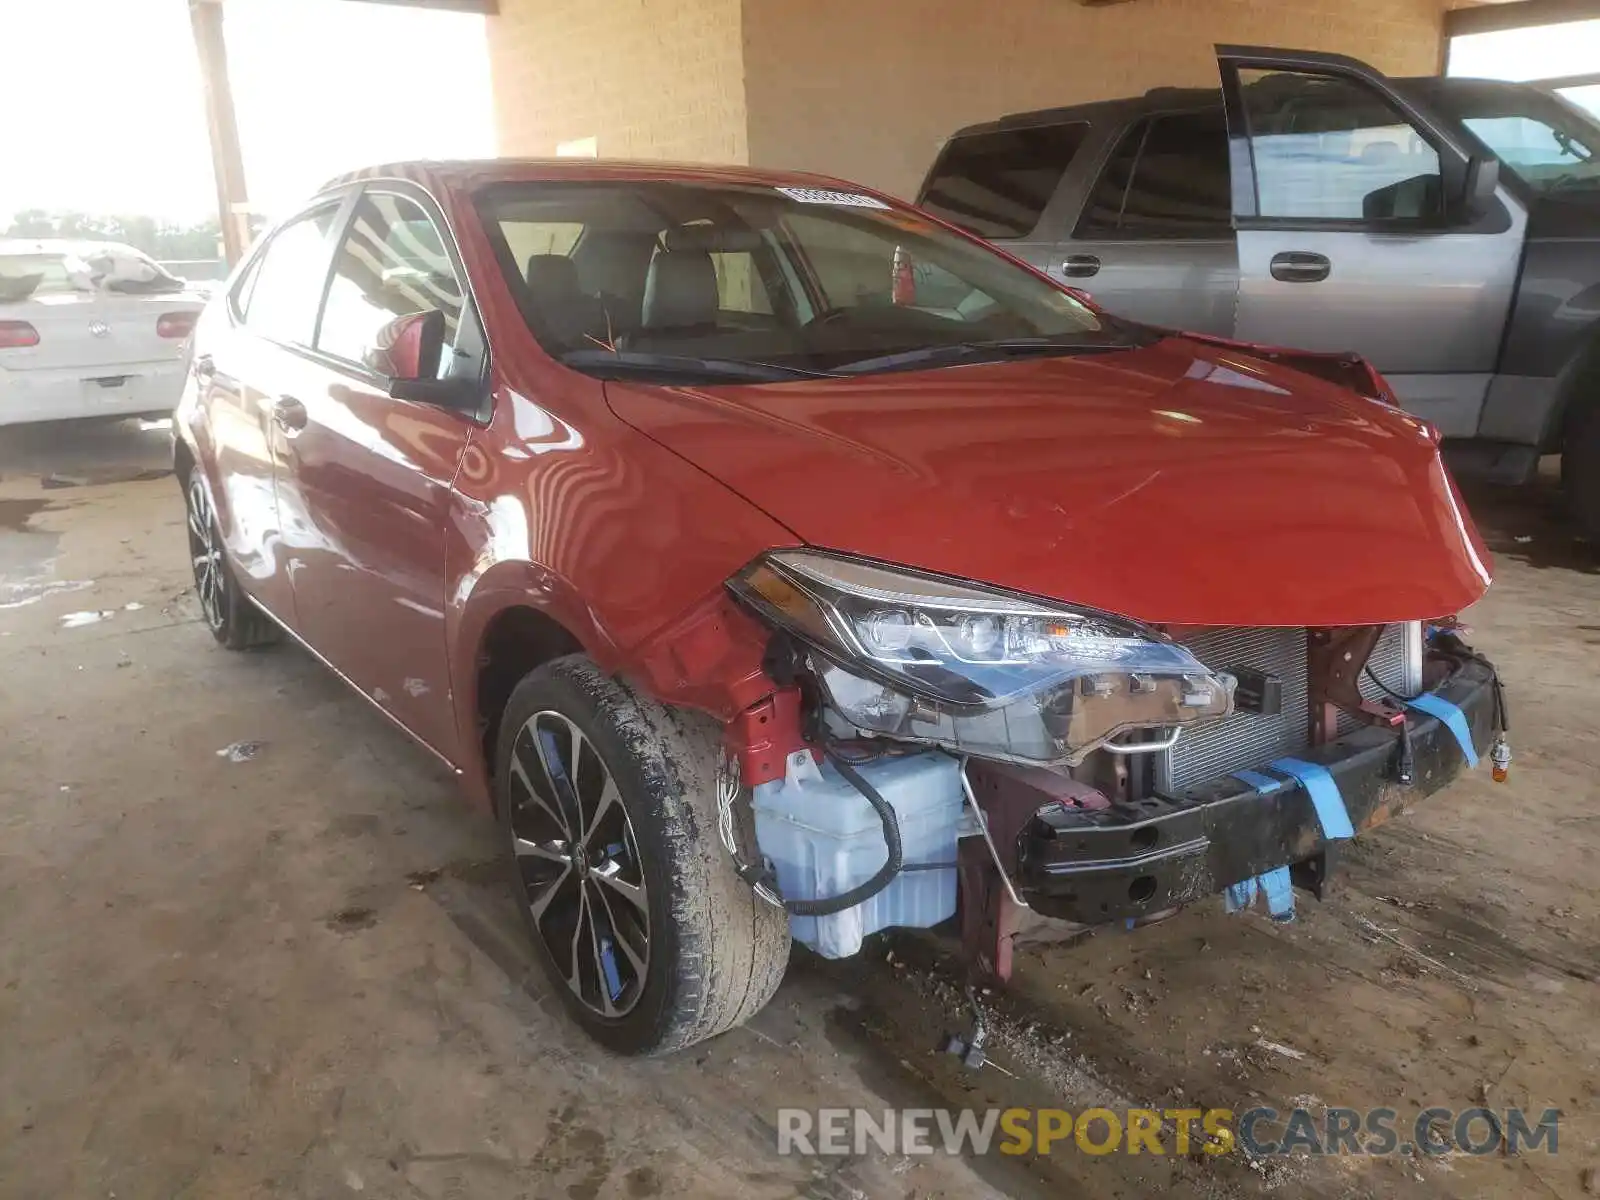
(3, 210), (223, 262)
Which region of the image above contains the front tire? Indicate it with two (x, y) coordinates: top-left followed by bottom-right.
(183, 473), (279, 650)
(495, 655), (790, 1055)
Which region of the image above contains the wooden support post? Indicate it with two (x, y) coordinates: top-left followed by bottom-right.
(188, 0), (251, 266)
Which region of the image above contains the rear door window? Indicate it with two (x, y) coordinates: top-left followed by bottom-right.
(919, 123), (1088, 239)
(1077, 108), (1233, 237)
(241, 206), (340, 346)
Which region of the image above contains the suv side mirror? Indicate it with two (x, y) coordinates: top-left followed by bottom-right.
(1462, 155), (1501, 221)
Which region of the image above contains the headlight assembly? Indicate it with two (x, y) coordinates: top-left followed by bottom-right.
(728, 550), (1233, 765)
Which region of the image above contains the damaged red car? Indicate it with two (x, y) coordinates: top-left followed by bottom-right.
(174, 160), (1505, 1055)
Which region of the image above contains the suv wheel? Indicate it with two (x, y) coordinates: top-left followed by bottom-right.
(184, 473), (279, 650)
(495, 655), (790, 1055)
(1564, 404), (1600, 545)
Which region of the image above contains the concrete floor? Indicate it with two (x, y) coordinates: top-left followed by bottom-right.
(1, 419), (1597, 1200)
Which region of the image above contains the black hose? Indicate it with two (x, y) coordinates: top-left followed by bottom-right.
(776, 747), (904, 918)
(1363, 663), (1420, 703)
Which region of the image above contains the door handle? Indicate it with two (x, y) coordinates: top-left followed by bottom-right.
(271, 395), (308, 433)
(193, 353), (215, 380)
(1269, 251), (1332, 283)
(1062, 254), (1101, 279)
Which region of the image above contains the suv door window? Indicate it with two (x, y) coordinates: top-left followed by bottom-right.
(919, 123), (1089, 239)
(317, 192), (469, 377)
(1238, 71), (1444, 222)
(241, 206), (339, 346)
(1077, 108), (1232, 237)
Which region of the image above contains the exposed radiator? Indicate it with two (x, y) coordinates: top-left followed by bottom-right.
(1156, 623), (1420, 794)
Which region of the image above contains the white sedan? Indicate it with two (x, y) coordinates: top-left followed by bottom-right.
(0, 239), (208, 426)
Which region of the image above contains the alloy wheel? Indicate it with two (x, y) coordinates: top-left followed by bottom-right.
(186, 477), (224, 631)
(507, 711), (651, 1018)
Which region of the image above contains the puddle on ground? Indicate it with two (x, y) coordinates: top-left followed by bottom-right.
(0, 579), (94, 611)
(0, 498), (56, 532)
(40, 466), (172, 490)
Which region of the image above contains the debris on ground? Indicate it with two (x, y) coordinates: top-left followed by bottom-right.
(123, 601), (144, 612)
(1581, 1164), (1599, 1194)
(326, 906), (377, 933)
(406, 867), (443, 890)
(1377, 894), (1433, 911)
(1254, 1037), (1307, 1061)
(216, 740), (266, 763)
(60, 610), (114, 628)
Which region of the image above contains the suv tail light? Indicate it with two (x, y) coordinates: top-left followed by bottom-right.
(157, 312), (198, 339)
(0, 320), (40, 348)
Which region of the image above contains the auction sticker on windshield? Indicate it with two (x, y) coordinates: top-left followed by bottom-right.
(775, 187), (890, 209)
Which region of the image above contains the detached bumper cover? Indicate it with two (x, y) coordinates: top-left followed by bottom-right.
(1018, 657), (1497, 924)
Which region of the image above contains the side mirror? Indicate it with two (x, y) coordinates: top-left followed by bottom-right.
(368, 309), (445, 383)
(1462, 155), (1501, 221)
(368, 309), (478, 410)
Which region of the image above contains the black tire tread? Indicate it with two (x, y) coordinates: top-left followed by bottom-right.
(497, 655), (789, 1055)
(1563, 403), (1600, 545)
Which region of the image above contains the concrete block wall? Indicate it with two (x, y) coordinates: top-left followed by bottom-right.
(742, 0), (1451, 198)
(487, 0), (748, 164)
(486, 0), (1448, 198)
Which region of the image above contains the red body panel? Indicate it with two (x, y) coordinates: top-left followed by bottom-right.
(605, 341), (1491, 628)
(176, 158), (1494, 813)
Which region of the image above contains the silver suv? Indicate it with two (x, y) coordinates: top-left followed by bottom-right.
(919, 46), (1600, 540)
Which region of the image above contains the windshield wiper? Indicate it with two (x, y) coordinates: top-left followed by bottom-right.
(559, 348), (843, 383)
(833, 336), (1133, 376)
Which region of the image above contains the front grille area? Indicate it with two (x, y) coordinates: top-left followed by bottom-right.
(1156, 624), (1417, 793)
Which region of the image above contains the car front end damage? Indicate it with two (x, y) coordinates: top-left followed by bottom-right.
(701, 551), (1505, 983)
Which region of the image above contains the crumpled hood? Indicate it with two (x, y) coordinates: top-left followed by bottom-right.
(605, 337), (1492, 627)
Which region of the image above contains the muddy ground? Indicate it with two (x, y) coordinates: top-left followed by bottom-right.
(1, 418), (1597, 1200)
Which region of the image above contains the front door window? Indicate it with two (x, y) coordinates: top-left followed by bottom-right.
(1236, 70), (1445, 224)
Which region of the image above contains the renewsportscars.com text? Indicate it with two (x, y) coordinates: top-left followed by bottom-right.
(777, 1107), (1560, 1158)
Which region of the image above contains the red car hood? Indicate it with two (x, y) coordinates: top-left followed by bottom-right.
(605, 338), (1492, 627)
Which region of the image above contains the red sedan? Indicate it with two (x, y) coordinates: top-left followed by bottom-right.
(175, 159), (1503, 1055)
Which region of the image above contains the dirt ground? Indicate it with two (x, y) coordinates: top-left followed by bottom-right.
(1, 418), (1597, 1200)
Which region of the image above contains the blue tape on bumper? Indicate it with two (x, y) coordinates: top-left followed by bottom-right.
(1225, 866), (1297, 921)
(1406, 692), (1480, 768)
(1259, 866), (1296, 921)
(1233, 768), (1288, 794)
(1270, 757), (1355, 840)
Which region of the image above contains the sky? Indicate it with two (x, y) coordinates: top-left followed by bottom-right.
(0, 0), (495, 227)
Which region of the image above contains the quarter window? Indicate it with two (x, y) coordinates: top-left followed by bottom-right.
(919, 123), (1089, 239)
(241, 206), (339, 346)
(1238, 70), (1444, 222)
(1077, 109), (1233, 237)
(317, 193), (466, 374)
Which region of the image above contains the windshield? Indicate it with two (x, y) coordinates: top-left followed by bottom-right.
(1434, 87), (1600, 194)
(0, 244), (186, 303)
(475, 180), (1145, 383)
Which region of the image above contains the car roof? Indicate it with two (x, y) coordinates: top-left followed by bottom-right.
(316, 158), (883, 200)
(941, 74), (1537, 141)
(0, 237), (142, 258)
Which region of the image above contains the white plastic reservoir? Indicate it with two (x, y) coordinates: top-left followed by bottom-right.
(751, 749), (964, 959)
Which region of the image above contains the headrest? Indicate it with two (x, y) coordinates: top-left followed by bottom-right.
(525, 254), (581, 300)
(641, 249), (719, 331)
(660, 225), (764, 254)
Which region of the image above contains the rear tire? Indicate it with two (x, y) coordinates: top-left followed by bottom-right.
(183, 472), (279, 651)
(1564, 405), (1600, 544)
(495, 655), (790, 1055)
